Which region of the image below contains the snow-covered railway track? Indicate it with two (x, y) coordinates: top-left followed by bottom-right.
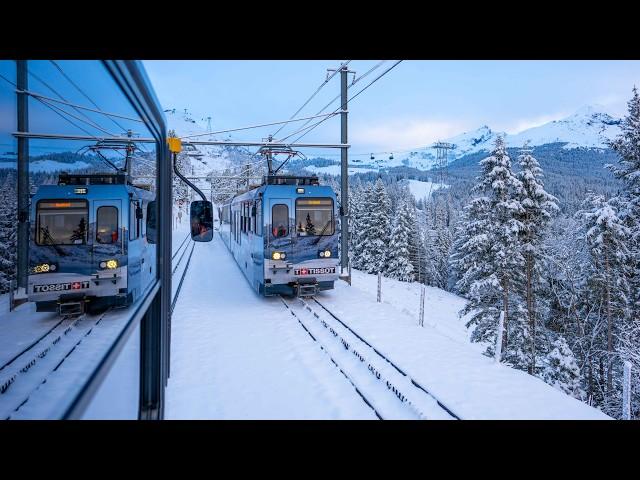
(171, 239), (195, 314)
(311, 298), (461, 419)
(0, 308), (112, 420)
(283, 295), (460, 420)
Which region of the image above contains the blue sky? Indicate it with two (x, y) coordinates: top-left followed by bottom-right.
(143, 60), (640, 156)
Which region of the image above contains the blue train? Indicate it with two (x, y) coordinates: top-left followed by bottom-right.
(219, 175), (340, 297)
(28, 172), (157, 316)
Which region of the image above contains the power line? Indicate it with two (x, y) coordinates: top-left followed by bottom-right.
(18, 89), (144, 123)
(178, 112), (338, 140)
(50, 60), (129, 133)
(37, 96), (117, 137)
(271, 60), (351, 139)
(282, 60), (388, 143)
(291, 60), (403, 145)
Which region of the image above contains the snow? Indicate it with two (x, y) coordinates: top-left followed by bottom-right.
(402, 179), (449, 201)
(165, 227), (609, 419)
(302, 164), (379, 176)
(165, 233), (377, 419)
(318, 270), (609, 419)
(378, 106), (621, 171)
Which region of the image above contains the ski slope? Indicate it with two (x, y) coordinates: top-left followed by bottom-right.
(167, 229), (610, 420)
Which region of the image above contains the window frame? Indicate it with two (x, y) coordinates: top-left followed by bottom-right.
(35, 198), (89, 246)
(295, 197), (335, 237)
(271, 203), (289, 238)
(96, 205), (120, 245)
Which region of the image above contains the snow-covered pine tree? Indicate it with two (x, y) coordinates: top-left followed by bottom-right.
(608, 87), (640, 320)
(516, 144), (559, 374)
(607, 88), (640, 417)
(579, 193), (631, 414)
(450, 137), (527, 366)
(0, 172), (17, 294)
(540, 335), (585, 399)
(358, 179), (391, 274)
(387, 200), (415, 282)
(351, 183), (371, 271)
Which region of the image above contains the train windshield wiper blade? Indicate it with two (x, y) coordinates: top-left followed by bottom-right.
(313, 220), (332, 245)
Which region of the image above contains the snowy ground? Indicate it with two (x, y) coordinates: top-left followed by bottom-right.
(166, 229), (609, 419)
(166, 234), (377, 419)
(318, 271), (609, 419)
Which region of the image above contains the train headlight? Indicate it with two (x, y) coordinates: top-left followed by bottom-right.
(272, 252), (286, 261)
(101, 259), (118, 269)
(319, 251), (325, 257)
(324, 250), (331, 258)
(32, 263), (56, 274)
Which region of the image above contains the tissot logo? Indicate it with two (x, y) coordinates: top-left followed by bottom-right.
(34, 281), (90, 293)
(294, 267), (335, 275)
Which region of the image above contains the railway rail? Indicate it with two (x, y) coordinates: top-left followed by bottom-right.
(1, 231), (197, 419)
(282, 295), (462, 420)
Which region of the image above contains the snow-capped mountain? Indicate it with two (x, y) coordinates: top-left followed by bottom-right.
(386, 106), (622, 171)
(165, 108), (253, 176)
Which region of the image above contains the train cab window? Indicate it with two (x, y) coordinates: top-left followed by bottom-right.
(36, 200), (88, 245)
(296, 198), (334, 236)
(272, 204), (288, 238)
(96, 206), (119, 244)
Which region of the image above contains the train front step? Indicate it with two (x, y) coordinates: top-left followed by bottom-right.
(296, 283), (318, 297)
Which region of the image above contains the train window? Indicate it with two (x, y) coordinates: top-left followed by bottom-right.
(36, 200), (88, 246)
(129, 201), (142, 240)
(96, 206), (119, 244)
(256, 200), (262, 236)
(296, 198), (334, 236)
(146, 201), (157, 244)
(272, 204), (288, 238)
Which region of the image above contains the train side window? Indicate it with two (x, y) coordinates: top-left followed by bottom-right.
(256, 200), (262, 236)
(146, 201), (157, 244)
(96, 206), (119, 244)
(272, 204), (288, 237)
(129, 201), (140, 241)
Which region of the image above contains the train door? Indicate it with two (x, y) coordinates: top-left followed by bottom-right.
(92, 199), (125, 273)
(268, 198), (293, 260)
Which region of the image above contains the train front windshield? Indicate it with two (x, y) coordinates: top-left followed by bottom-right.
(36, 200), (88, 245)
(295, 198), (334, 236)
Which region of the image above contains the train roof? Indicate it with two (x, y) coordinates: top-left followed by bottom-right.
(228, 181), (336, 204)
(32, 182), (155, 202)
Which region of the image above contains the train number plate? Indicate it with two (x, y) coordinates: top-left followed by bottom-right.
(294, 267), (335, 276)
(33, 281), (90, 293)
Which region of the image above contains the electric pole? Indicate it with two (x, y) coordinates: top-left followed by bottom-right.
(328, 64), (355, 280)
(16, 60), (29, 295)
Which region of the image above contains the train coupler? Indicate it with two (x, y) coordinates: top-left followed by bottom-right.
(296, 283), (319, 297)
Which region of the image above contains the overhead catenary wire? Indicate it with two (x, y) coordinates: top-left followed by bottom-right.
(178, 112), (339, 140)
(270, 60), (352, 139)
(50, 60), (130, 134)
(290, 60), (403, 145)
(283, 60), (389, 142)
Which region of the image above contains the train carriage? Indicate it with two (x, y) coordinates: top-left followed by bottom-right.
(28, 172), (157, 316)
(220, 175), (340, 297)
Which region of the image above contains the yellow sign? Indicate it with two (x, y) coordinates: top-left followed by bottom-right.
(167, 137), (182, 153)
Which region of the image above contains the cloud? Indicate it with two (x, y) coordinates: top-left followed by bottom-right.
(351, 118), (469, 151)
(500, 112), (570, 135)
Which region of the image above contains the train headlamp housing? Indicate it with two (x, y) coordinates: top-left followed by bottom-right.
(100, 259), (119, 269)
(271, 252), (286, 261)
(319, 250), (331, 258)
(31, 263), (57, 274)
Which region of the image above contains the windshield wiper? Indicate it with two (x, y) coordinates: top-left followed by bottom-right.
(313, 220), (332, 245)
